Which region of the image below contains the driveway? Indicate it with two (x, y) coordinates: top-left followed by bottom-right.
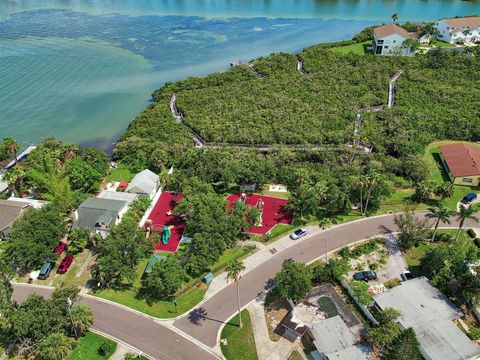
(376, 233), (408, 283)
(13, 211), (475, 358)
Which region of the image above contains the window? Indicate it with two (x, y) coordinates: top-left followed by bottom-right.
(384, 46), (389, 49)
(462, 178), (474, 184)
(393, 40), (396, 43)
(377, 40), (384, 44)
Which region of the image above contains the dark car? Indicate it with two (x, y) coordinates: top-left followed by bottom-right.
(38, 260), (55, 280)
(290, 228), (307, 240)
(54, 242), (67, 255)
(353, 270), (377, 282)
(461, 193), (477, 205)
(400, 271), (413, 282)
(57, 254), (74, 274)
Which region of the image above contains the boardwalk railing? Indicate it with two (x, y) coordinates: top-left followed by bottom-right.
(388, 70), (403, 108)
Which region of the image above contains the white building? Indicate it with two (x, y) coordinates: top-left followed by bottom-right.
(372, 24), (416, 56)
(126, 169), (160, 199)
(374, 277), (480, 360)
(435, 17), (480, 44)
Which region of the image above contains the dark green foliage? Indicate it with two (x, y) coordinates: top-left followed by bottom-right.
(420, 238), (480, 304)
(274, 260), (312, 302)
(6, 205), (66, 272)
(312, 263), (333, 285)
(68, 228), (90, 255)
(98, 340), (114, 356)
(381, 328), (422, 360)
(175, 179), (253, 276)
(140, 256), (185, 301)
(349, 280), (372, 305)
(64, 157), (102, 193)
(93, 216), (150, 287)
(35, 332), (76, 360)
(4, 286), (92, 356)
(367, 308), (402, 351)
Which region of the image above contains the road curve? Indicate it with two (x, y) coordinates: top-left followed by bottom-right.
(12, 211), (474, 357)
(174, 211), (472, 347)
(12, 285), (219, 360)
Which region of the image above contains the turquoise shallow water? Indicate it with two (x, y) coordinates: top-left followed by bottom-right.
(0, 1), (479, 147)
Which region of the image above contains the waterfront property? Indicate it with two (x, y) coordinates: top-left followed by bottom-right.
(0, 199), (31, 239)
(72, 197), (130, 237)
(435, 17), (480, 44)
(372, 23), (416, 56)
(439, 143), (480, 186)
(373, 277), (480, 360)
(126, 169), (160, 199)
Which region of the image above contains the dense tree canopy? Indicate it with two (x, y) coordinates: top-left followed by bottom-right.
(5, 205), (66, 273)
(274, 260), (312, 302)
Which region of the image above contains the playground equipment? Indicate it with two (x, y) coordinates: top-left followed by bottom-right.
(240, 192), (247, 203)
(161, 226), (170, 245)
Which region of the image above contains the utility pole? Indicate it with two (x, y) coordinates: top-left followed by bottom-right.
(67, 297), (78, 338)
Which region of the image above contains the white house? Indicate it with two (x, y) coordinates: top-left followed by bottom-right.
(372, 24), (416, 56)
(126, 169), (160, 199)
(435, 17), (480, 44)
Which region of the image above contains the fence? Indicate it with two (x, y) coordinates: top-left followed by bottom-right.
(340, 278), (378, 325)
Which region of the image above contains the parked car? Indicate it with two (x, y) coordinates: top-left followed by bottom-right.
(353, 270), (377, 282)
(290, 228), (307, 240)
(57, 254), (74, 274)
(461, 193), (477, 205)
(400, 271), (413, 282)
(54, 242), (67, 255)
(38, 260), (56, 280)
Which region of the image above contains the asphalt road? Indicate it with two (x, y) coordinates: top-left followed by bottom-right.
(174, 212), (470, 347)
(12, 285), (219, 360)
(12, 211), (473, 358)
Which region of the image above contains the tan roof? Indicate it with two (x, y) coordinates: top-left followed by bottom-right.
(441, 16), (480, 28)
(0, 199), (30, 231)
(440, 143), (480, 177)
(374, 23), (414, 40)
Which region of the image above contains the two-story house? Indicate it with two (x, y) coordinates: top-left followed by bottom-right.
(435, 16), (480, 44)
(372, 23), (416, 56)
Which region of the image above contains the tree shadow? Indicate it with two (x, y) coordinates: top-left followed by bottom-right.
(187, 307), (240, 327)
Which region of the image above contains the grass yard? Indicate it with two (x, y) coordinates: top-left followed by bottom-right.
(423, 141), (480, 210)
(105, 163), (135, 182)
(68, 332), (116, 360)
(331, 41), (371, 55)
(221, 310), (258, 360)
(209, 246), (255, 274)
(94, 257), (206, 318)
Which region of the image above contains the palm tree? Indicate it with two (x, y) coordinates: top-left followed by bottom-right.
(3, 137), (19, 163)
(435, 182), (454, 200)
(391, 13), (399, 23)
(455, 206), (479, 241)
(2, 169), (19, 196)
(425, 202), (453, 242)
(226, 259), (246, 328)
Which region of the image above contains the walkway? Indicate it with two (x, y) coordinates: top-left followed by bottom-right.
(247, 300), (298, 360)
(173, 212), (472, 348)
(376, 233), (408, 283)
(388, 70), (403, 108)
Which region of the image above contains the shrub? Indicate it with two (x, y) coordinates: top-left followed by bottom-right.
(474, 238), (480, 248)
(384, 279), (401, 289)
(98, 341), (114, 356)
(467, 228), (477, 238)
(339, 246), (352, 259)
(469, 327), (480, 340)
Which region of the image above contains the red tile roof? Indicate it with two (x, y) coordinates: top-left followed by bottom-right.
(374, 24), (415, 40)
(439, 143), (480, 177)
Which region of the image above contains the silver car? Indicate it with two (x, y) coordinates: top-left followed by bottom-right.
(290, 228), (307, 240)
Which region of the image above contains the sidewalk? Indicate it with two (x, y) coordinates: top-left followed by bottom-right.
(247, 300), (299, 360)
(205, 225), (322, 300)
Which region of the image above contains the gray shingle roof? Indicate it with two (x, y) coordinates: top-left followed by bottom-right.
(0, 199), (30, 231)
(374, 277), (480, 360)
(72, 197), (127, 232)
(126, 169), (159, 196)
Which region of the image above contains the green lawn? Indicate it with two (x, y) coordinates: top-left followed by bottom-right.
(221, 310), (258, 360)
(433, 40), (456, 48)
(105, 163), (135, 182)
(331, 41), (371, 55)
(423, 141), (480, 210)
(94, 258), (206, 318)
(69, 332), (116, 360)
(209, 246), (255, 274)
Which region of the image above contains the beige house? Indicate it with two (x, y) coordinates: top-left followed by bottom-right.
(439, 143), (480, 187)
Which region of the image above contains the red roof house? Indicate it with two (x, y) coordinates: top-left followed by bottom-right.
(439, 143), (480, 186)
